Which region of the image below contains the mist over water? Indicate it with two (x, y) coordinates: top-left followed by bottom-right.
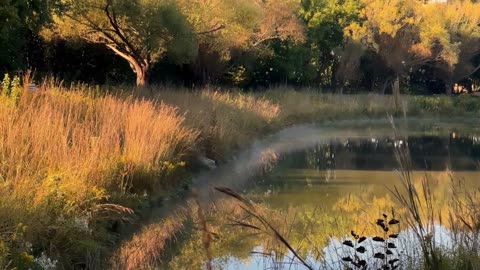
(191, 118), (479, 202)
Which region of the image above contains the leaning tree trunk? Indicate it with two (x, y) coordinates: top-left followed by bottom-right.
(131, 61), (149, 87)
(105, 44), (149, 87)
(135, 67), (148, 87)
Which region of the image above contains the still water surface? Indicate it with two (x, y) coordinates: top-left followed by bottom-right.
(168, 123), (480, 270)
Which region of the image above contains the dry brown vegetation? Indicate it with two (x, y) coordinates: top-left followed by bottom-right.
(110, 213), (188, 270)
(0, 88), (198, 267)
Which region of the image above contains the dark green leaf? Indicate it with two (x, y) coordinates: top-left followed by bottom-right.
(356, 246), (366, 253)
(372, 236), (385, 242)
(388, 243), (397, 249)
(388, 219), (400, 225)
(374, 252), (385, 259)
(343, 240), (354, 248)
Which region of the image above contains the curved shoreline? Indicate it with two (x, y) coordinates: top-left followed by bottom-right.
(106, 117), (480, 269)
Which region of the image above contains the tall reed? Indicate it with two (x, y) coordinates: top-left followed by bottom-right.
(0, 88), (198, 267)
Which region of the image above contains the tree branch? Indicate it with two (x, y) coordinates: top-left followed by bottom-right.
(251, 35), (282, 48)
(104, 0), (147, 67)
(106, 44), (142, 73)
(196, 24), (225, 36)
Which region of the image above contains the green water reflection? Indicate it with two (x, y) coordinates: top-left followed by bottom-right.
(167, 133), (480, 270)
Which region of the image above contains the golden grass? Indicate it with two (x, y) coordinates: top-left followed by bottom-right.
(110, 213), (187, 270)
(261, 89), (406, 123)
(0, 89), (198, 267)
(0, 85), (285, 268)
(146, 88), (407, 159)
(147, 88), (281, 160)
(0, 90), (198, 191)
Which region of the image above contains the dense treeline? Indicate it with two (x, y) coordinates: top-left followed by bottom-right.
(2, 0), (480, 94)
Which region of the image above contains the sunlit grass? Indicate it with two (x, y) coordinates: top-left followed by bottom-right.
(149, 88), (281, 160)
(0, 88), (198, 267)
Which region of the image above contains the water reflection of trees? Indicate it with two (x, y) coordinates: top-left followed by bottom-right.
(283, 135), (480, 172)
(166, 172), (480, 269)
(166, 136), (480, 268)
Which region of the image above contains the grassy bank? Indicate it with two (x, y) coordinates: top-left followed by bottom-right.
(147, 88), (480, 160)
(0, 83), (479, 268)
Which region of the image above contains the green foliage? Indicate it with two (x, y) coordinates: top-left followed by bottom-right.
(48, 0), (196, 86)
(1, 74), (10, 96)
(455, 95), (480, 113)
(0, 0), (58, 70)
(301, 0), (361, 49)
(1, 0), (480, 91)
(10, 76), (21, 101)
(410, 95), (480, 114)
(234, 0), (362, 88)
(1, 74), (22, 101)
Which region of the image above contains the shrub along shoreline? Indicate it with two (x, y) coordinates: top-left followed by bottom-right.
(0, 83), (479, 269)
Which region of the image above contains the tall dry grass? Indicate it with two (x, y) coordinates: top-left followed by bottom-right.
(148, 88), (281, 160)
(147, 88), (409, 160)
(0, 88), (198, 268)
(261, 89), (408, 123)
(110, 213), (188, 270)
(0, 90), (198, 192)
(387, 119), (480, 270)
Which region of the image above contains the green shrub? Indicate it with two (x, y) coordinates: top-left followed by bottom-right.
(455, 95), (480, 113)
(1, 74), (10, 96)
(1, 74), (22, 102)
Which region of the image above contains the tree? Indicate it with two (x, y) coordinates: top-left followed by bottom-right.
(0, 0), (57, 71)
(421, 1), (480, 94)
(334, 41), (364, 93)
(344, 0), (429, 95)
(298, 0), (362, 89)
(49, 0), (196, 87)
(177, 0), (304, 85)
(345, 0), (480, 95)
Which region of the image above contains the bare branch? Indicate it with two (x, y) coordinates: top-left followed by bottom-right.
(195, 23), (226, 36)
(104, 1), (147, 67)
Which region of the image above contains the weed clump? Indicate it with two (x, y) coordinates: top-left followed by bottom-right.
(342, 212), (401, 270)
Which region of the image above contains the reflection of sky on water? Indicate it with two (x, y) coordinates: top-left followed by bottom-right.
(217, 224), (465, 270)
(322, 224), (456, 270)
(214, 247), (295, 270)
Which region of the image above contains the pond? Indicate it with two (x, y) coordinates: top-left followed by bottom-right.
(166, 119), (480, 270)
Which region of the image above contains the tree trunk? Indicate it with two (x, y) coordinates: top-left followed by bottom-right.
(105, 44), (149, 88)
(392, 75), (401, 112)
(135, 67), (148, 87)
(381, 78), (391, 95)
(338, 85), (344, 95)
(445, 83), (452, 96)
(132, 61), (149, 87)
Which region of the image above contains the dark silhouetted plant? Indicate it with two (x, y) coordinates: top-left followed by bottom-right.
(342, 212), (400, 270)
(341, 230), (368, 270)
